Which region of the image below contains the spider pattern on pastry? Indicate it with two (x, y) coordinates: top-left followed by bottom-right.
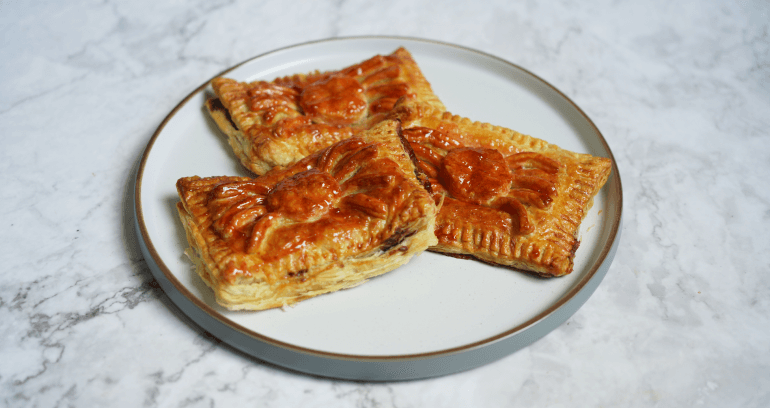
(175, 120), (438, 310)
(206, 47), (445, 175)
(390, 101), (612, 277)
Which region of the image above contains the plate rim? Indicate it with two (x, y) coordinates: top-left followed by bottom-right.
(134, 35), (623, 366)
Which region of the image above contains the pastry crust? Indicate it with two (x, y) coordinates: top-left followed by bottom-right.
(176, 120), (438, 310)
(388, 101), (612, 276)
(206, 47), (445, 175)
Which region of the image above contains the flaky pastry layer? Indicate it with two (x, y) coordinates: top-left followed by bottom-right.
(176, 120), (438, 310)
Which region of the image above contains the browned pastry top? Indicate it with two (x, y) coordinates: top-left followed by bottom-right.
(209, 47), (445, 174)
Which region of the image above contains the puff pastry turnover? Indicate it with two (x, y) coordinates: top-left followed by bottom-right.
(176, 120), (438, 310)
(389, 102), (612, 277)
(206, 47), (445, 175)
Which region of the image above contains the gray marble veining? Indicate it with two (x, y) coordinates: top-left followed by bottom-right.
(1, 0), (768, 406)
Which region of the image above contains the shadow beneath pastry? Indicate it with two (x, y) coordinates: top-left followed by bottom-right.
(431, 250), (555, 281)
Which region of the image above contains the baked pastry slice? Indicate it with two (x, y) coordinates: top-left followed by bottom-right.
(389, 102), (612, 277)
(176, 120), (438, 310)
(206, 47), (445, 175)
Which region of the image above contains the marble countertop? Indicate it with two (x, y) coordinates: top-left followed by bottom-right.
(2, 0), (769, 406)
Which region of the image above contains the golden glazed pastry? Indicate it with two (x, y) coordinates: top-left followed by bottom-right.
(176, 120), (438, 310)
(206, 47), (445, 175)
(389, 102), (612, 277)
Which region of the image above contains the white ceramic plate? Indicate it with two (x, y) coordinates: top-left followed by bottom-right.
(134, 36), (622, 380)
